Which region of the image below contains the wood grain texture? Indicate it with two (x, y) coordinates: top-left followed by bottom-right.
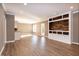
(2, 35), (79, 56)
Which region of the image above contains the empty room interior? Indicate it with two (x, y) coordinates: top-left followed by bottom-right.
(0, 3), (79, 56)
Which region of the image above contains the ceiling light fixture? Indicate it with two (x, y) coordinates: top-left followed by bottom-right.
(24, 3), (27, 5)
(70, 6), (74, 9)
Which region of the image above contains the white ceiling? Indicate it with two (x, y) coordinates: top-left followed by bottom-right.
(3, 3), (79, 24)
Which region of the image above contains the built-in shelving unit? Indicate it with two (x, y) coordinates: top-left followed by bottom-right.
(48, 12), (72, 44)
(49, 14), (69, 35)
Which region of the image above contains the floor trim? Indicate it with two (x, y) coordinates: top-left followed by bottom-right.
(0, 44), (6, 56)
(73, 10), (79, 14)
(72, 42), (79, 45)
(0, 40), (15, 55)
(51, 39), (72, 44)
(5, 40), (15, 43)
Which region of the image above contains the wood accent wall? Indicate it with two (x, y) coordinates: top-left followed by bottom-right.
(49, 20), (69, 31)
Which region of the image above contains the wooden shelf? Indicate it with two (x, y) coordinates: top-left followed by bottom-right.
(49, 18), (53, 21)
(49, 31), (52, 33)
(49, 18), (69, 22)
(57, 32), (62, 34)
(63, 32), (69, 35)
(63, 14), (69, 18)
(49, 30), (69, 35)
(53, 31), (56, 34)
(49, 30), (68, 32)
(53, 16), (62, 20)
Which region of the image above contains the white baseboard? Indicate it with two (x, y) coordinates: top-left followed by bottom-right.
(15, 38), (21, 40)
(0, 44), (6, 56)
(72, 42), (79, 45)
(0, 40), (15, 56)
(5, 40), (15, 43)
(50, 38), (71, 44)
(73, 10), (79, 14)
(0, 40), (15, 55)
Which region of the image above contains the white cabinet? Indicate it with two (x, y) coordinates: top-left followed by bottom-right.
(48, 12), (72, 44)
(15, 32), (21, 40)
(48, 34), (70, 44)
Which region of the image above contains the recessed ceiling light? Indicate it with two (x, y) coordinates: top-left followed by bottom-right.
(70, 6), (74, 9)
(24, 3), (27, 5)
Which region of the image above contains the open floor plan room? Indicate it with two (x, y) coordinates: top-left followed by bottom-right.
(0, 3), (79, 56)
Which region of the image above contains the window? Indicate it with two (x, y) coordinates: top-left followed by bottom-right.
(41, 23), (45, 35)
(33, 24), (37, 32)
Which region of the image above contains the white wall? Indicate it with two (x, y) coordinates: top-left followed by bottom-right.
(0, 4), (6, 53)
(15, 22), (33, 33)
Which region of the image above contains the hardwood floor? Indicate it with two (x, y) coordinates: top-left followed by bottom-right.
(2, 35), (79, 56)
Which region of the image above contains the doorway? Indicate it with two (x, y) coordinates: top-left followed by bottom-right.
(41, 23), (45, 36)
(72, 12), (79, 44)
